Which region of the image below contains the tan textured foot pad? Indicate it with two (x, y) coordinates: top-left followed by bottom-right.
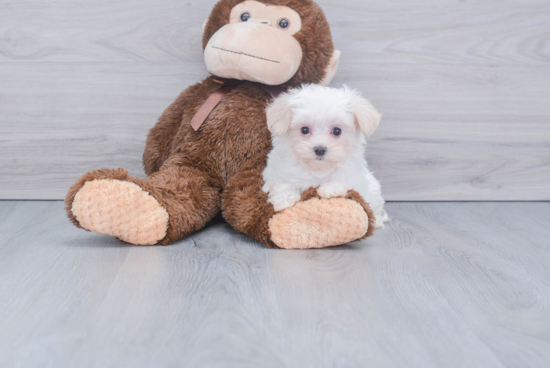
(72, 179), (169, 245)
(268, 198), (370, 249)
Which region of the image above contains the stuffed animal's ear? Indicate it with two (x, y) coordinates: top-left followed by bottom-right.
(266, 93), (294, 136)
(319, 50), (341, 86)
(346, 87), (381, 137)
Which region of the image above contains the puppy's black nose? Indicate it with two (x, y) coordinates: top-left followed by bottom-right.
(314, 146), (327, 157)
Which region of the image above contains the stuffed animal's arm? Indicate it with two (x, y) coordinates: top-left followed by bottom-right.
(143, 77), (217, 175)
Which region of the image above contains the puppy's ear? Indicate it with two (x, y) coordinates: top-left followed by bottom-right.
(346, 87), (381, 137)
(266, 93), (294, 136)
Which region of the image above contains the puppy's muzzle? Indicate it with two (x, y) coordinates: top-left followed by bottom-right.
(314, 146), (327, 157)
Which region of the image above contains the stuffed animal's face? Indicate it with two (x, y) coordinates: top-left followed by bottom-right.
(203, 0), (340, 87)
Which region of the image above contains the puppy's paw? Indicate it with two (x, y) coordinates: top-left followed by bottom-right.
(261, 182), (272, 194)
(374, 209), (389, 228)
(268, 184), (302, 212)
(269, 193), (301, 212)
(318, 183), (348, 199)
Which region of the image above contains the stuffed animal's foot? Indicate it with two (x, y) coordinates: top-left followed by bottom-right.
(268, 190), (374, 249)
(70, 179), (169, 245)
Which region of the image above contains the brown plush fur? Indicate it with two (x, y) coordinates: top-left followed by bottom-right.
(65, 0), (376, 247)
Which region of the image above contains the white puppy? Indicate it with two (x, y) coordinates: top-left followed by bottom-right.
(262, 84), (388, 228)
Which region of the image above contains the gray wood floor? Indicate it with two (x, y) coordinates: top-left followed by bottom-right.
(1, 0), (549, 200)
(1, 201), (549, 367)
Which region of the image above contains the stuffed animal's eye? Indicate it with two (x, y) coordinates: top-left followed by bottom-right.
(241, 13), (251, 22)
(301, 127), (310, 135)
(278, 18), (290, 29)
(332, 128), (342, 136)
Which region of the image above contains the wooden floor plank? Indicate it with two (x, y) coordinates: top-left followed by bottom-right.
(0, 201), (549, 367)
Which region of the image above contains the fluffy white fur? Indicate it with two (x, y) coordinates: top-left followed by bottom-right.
(262, 84), (389, 228)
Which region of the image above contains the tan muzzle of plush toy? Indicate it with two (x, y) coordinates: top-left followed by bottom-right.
(204, 22), (303, 86)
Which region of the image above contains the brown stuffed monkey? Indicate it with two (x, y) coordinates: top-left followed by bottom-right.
(65, 0), (376, 249)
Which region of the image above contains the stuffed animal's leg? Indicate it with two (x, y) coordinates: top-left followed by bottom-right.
(221, 170), (276, 247)
(65, 167), (221, 245)
(222, 170), (376, 249)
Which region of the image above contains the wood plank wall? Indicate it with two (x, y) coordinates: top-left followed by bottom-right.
(1, 0), (549, 200)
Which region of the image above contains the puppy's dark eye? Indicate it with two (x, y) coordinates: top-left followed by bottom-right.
(301, 127), (310, 135)
(278, 18), (290, 29)
(332, 128), (342, 136)
(241, 12), (251, 22)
